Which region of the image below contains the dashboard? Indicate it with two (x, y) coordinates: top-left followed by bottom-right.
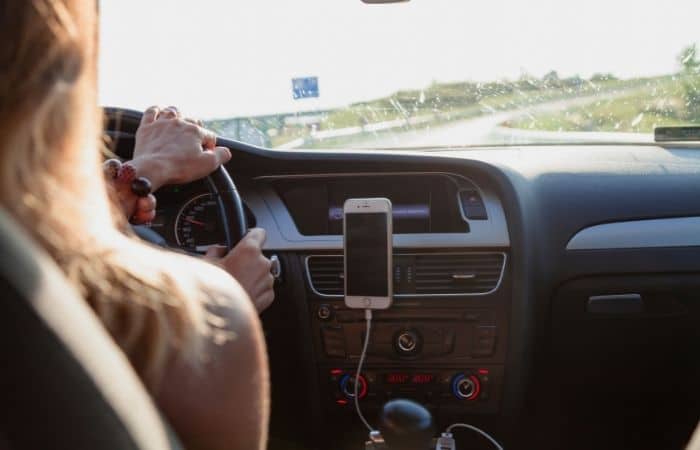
(152, 172), (512, 448)
(151, 171), (508, 252)
(108, 116), (700, 450)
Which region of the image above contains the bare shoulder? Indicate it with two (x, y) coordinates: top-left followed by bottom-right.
(121, 238), (258, 332)
(689, 427), (700, 450)
(183, 253), (265, 360)
(171, 250), (253, 312)
(149, 250), (269, 450)
(153, 248), (265, 367)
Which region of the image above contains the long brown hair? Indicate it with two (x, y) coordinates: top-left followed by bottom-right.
(0, 0), (223, 388)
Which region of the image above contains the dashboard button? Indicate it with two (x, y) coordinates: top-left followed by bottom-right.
(463, 312), (481, 321)
(321, 326), (346, 358)
(335, 311), (357, 323)
(422, 343), (443, 357)
(472, 326), (497, 357)
(460, 190), (488, 220)
(318, 304), (333, 321)
(368, 342), (393, 356)
(394, 329), (422, 356)
(442, 330), (456, 354)
(398, 331), (418, 352)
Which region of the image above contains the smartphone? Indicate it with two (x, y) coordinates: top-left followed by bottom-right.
(343, 198), (393, 309)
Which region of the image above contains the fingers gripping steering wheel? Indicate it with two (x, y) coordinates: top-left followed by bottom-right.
(104, 108), (248, 250)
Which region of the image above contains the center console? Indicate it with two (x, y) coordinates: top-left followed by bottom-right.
(305, 250), (510, 420)
(243, 172), (512, 444)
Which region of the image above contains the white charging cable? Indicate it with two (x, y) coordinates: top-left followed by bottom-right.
(436, 423), (504, 450)
(354, 309), (374, 433)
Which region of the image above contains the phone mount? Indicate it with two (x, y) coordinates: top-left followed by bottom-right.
(364, 399), (435, 450)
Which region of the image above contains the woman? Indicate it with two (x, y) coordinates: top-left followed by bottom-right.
(0, 1), (270, 449)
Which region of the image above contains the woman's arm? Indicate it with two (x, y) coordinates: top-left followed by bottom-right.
(122, 106), (276, 313)
(154, 258), (269, 450)
(107, 105), (231, 222)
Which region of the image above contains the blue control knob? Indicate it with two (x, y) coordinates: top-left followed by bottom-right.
(340, 373), (368, 399)
(451, 373), (480, 400)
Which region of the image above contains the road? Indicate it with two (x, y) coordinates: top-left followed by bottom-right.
(349, 91), (651, 149)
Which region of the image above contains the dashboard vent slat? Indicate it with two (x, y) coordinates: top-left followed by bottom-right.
(306, 252), (505, 297)
(306, 256), (344, 296)
(413, 253), (505, 295)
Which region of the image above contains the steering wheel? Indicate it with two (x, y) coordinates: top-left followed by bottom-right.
(202, 165), (248, 250)
(103, 108), (248, 250)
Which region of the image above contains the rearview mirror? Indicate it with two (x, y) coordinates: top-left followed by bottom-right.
(361, 0), (409, 3)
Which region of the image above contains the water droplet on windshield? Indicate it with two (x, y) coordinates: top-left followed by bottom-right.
(631, 113), (644, 127)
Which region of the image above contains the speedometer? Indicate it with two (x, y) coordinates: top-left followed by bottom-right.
(174, 193), (225, 252)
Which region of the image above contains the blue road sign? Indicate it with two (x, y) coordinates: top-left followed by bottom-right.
(292, 77), (319, 99)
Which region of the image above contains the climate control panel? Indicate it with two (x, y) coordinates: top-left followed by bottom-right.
(325, 366), (501, 414)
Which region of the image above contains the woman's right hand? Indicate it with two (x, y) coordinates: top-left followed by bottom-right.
(204, 228), (276, 314)
(130, 106), (232, 191)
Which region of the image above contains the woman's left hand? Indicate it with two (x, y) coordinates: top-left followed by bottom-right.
(130, 106), (232, 191)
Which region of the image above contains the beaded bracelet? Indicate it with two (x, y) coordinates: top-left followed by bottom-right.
(103, 159), (153, 198)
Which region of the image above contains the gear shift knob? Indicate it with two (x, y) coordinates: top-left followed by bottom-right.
(378, 399), (435, 450)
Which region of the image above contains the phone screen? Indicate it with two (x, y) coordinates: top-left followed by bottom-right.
(345, 212), (389, 297)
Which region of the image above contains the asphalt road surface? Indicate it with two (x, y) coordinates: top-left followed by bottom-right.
(351, 91), (649, 149)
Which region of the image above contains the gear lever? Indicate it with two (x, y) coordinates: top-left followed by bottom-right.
(365, 399), (434, 450)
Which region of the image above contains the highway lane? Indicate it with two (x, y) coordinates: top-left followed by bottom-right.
(350, 91), (650, 149)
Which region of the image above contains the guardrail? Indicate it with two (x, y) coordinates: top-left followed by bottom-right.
(275, 113), (436, 149)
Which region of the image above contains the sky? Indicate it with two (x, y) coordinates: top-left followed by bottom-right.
(98, 0), (700, 119)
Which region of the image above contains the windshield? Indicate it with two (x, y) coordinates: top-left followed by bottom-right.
(99, 0), (700, 149)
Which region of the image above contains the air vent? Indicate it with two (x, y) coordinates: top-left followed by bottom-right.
(412, 253), (504, 295)
(306, 255), (344, 296)
(305, 252), (505, 297)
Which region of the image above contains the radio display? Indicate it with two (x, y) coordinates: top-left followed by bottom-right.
(274, 174), (467, 235)
(385, 373), (435, 385)
(329, 204), (430, 222)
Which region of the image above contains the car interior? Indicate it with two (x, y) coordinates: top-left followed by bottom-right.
(5, 108), (699, 450)
(2, 1), (700, 450)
